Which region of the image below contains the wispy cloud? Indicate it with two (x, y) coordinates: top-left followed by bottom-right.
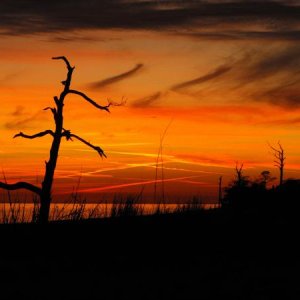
(231, 46), (300, 107)
(0, 72), (20, 85)
(5, 110), (43, 130)
(132, 63), (231, 107)
(254, 82), (300, 107)
(131, 92), (163, 108)
(10, 105), (26, 117)
(88, 63), (144, 89)
(171, 65), (232, 91)
(131, 44), (300, 109)
(184, 30), (300, 41)
(243, 46), (300, 81)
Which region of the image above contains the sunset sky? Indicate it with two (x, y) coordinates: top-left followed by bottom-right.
(1, 0), (300, 203)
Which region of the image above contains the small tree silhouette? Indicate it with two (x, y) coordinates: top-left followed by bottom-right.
(234, 163), (248, 187)
(269, 142), (285, 186)
(222, 163), (250, 209)
(257, 170), (276, 188)
(0, 56), (121, 223)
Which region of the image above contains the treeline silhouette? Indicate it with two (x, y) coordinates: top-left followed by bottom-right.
(221, 166), (300, 221)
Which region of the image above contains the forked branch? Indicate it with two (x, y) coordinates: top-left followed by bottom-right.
(62, 129), (106, 158)
(14, 130), (54, 139)
(0, 182), (41, 195)
(44, 106), (57, 115)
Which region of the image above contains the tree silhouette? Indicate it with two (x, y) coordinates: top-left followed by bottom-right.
(269, 142), (285, 186)
(257, 170), (276, 188)
(234, 163), (248, 187)
(0, 56), (120, 223)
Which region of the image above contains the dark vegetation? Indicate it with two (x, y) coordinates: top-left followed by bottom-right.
(1, 164), (300, 299)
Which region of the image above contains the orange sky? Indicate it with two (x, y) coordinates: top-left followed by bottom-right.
(1, 1), (300, 203)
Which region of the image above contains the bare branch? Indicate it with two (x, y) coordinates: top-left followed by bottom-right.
(14, 130), (54, 139)
(268, 142), (279, 153)
(52, 56), (73, 71)
(235, 162), (243, 173)
(67, 90), (111, 112)
(107, 96), (127, 107)
(62, 130), (106, 158)
(270, 145), (280, 154)
(0, 181), (41, 195)
(44, 107), (57, 118)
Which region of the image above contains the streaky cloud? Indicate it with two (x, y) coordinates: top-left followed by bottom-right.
(131, 92), (162, 108)
(131, 45), (300, 109)
(258, 85), (300, 107)
(171, 65), (232, 91)
(245, 46), (300, 81)
(184, 30), (300, 41)
(89, 63), (144, 89)
(234, 46), (300, 107)
(5, 111), (43, 129)
(0, 71), (21, 85)
(131, 64), (231, 107)
(11, 105), (26, 117)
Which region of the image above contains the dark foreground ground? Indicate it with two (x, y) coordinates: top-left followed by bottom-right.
(0, 209), (299, 300)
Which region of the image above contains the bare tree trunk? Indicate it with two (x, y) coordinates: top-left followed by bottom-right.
(218, 176), (222, 206)
(280, 165), (284, 186)
(39, 100), (64, 223)
(38, 195), (51, 224)
(37, 58), (73, 223)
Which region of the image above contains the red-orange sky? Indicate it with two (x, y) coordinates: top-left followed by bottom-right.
(1, 1), (300, 203)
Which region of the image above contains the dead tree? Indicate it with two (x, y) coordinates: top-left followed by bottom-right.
(235, 163), (244, 187)
(0, 56), (118, 223)
(269, 142), (286, 186)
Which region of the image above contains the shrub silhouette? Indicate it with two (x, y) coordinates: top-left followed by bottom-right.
(0, 56), (120, 223)
(222, 165), (274, 214)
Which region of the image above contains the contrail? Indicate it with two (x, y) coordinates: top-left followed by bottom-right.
(75, 175), (200, 193)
